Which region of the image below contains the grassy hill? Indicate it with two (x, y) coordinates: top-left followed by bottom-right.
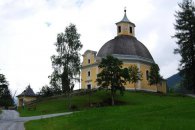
(23, 90), (195, 130)
(18, 90), (108, 117)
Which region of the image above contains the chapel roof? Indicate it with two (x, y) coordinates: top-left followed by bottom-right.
(17, 85), (36, 97)
(97, 35), (154, 63)
(116, 9), (135, 27)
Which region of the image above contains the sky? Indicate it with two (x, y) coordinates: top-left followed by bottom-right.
(0, 0), (183, 96)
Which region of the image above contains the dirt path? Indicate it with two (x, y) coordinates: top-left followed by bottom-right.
(0, 110), (73, 130)
(186, 94), (195, 98)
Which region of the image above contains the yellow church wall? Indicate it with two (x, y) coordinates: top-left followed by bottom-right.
(139, 63), (157, 92)
(117, 23), (135, 36)
(81, 51), (98, 89)
(82, 51), (96, 66)
(157, 80), (167, 93)
(81, 66), (98, 89)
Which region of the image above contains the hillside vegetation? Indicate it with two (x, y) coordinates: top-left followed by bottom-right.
(24, 91), (195, 130)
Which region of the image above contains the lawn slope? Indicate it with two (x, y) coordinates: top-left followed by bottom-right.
(25, 91), (195, 130)
(18, 90), (107, 117)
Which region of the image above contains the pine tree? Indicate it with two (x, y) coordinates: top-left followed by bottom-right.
(173, 0), (195, 93)
(0, 74), (14, 109)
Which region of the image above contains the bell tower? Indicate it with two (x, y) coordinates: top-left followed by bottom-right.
(116, 8), (135, 36)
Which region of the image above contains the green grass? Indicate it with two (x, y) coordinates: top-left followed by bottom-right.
(18, 90), (108, 117)
(25, 91), (195, 130)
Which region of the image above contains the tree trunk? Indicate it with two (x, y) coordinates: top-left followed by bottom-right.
(134, 83), (136, 91)
(67, 92), (72, 110)
(62, 68), (70, 93)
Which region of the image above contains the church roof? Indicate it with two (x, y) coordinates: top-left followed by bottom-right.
(97, 35), (154, 63)
(121, 11), (130, 22)
(116, 9), (135, 27)
(17, 85), (36, 97)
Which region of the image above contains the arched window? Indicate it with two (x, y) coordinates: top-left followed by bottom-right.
(146, 70), (149, 80)
(87, 84), (91, 89)
(129, 27), (132, 33)
(87, 71), (90, 77)
(118, 26), (121, 33)
(88, 59), (90, 64)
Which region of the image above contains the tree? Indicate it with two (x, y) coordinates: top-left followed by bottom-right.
(128, 65), (142, 91)
(96, 56), (127, 106)
(148, 63), (162, 92)
(0, 74), (14, 109)
(173, 0), (195, 93)
(50, 23), (82, 109)
(49, 70), (62, 95)
(39, 85), (53, 97)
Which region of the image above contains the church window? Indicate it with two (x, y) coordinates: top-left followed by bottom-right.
(118, 26), (121, 33)
(88, 59), (90, 64)
(87, 84), (91, 89)
(130, 27), (132, 33)
(88, 71), (90, 77)
(146, 70), (149, 80)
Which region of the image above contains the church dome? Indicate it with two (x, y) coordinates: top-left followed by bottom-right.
(97, 35), (154, 63)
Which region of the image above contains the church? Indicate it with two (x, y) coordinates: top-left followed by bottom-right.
(81, 9), (167, 93)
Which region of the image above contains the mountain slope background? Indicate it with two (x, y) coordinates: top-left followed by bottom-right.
(166, 72), (182, 90)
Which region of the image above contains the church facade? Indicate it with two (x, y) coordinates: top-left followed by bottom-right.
(81, 10), (167, 93)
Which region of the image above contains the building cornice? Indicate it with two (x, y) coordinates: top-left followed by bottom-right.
(82, 62), (99, 69)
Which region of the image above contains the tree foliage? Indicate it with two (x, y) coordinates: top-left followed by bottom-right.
(148, 64), (162, 88)
(49, 70), (62, 95)
(173, 0), (195, 92)
(128, 65), (142, 91)
(50, 23), (83, 93)
(38, 85), (54, 97)
(96, 56), (128, 105)
(0, 74), (14, 108)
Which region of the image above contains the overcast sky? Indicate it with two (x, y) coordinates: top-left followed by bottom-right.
(0, 0), (183, 95)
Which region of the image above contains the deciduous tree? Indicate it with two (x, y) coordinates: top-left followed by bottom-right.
(128, 65), (142, 91)
(148, 64), (162, 92)
(50, 23), (82, 109)
(96, 56), (127, 105)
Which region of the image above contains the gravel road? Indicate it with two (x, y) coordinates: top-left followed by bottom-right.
(0, 110), (73, 130)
